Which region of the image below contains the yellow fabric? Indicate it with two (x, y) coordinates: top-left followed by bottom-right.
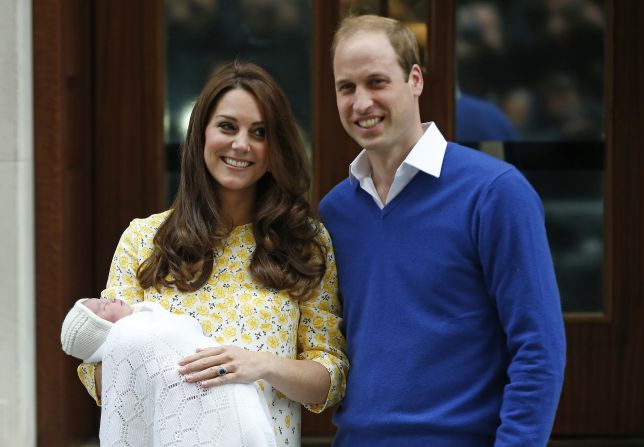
(77, 210), (348, 446)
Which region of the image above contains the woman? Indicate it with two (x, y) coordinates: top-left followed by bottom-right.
(78, 61), (348, 446)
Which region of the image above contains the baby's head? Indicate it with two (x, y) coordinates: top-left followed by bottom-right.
(60, 298), (133, 361)
(82, 297), (133, 323)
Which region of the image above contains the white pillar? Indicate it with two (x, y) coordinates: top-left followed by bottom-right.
(0, 0), (36, 445)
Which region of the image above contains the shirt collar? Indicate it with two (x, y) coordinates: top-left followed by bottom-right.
(349, 122), (447, 182)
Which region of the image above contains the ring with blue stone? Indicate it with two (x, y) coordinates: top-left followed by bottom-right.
(217, 366), (228, 377)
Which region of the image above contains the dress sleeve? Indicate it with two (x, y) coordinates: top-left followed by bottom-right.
(297, 224), (349, 413)
(77, 363), (100, 405)
(76, 219), (147, 404)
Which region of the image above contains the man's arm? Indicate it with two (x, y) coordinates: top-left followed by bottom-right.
(476, 169), (566, 446)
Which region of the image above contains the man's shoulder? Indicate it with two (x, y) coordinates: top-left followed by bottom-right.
(319, 178), (354, 209)
(444, 142), (517, 181)
(445, 143), (542, 210)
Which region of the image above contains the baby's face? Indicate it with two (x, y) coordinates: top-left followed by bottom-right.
(83, 298), (133, 323)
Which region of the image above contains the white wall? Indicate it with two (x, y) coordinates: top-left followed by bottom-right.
(0, 0), (36, 445)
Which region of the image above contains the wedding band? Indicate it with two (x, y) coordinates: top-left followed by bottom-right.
(217, 366), (228, 377)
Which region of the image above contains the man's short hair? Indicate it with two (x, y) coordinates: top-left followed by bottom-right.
(331, 14), (420, 78)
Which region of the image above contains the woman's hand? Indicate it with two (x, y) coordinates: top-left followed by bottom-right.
(178, 345), (330, 404)
(177, 345), (275, 388)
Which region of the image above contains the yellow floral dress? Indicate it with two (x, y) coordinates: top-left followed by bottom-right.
(78, 210), (348, 447)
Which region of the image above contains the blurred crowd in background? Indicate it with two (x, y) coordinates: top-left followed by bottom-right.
(456, 0), (604, 142)
(165, 0), (312, 146)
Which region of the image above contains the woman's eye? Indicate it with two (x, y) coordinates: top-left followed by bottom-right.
(252, 127), (266, 139)
(217, 122), (235, 132)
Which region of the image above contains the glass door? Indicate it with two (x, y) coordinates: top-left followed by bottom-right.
(454, 0), (606, 314)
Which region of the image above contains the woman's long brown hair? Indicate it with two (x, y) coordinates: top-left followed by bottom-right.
(137, 61), (326, 299)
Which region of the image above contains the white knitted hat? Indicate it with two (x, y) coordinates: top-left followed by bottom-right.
(60, 298), (114, 361)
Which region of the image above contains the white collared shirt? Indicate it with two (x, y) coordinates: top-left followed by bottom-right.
(349, 122), (448, 209)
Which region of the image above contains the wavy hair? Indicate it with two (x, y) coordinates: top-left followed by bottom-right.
(138, 61), (326, 299)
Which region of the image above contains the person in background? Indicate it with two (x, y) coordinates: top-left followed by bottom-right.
(319, 14), (565, 447)
(76, 61), (348, 447)
(456, 90), (517, 142)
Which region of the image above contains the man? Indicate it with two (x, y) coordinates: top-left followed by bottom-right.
(319, 15), (566, 447)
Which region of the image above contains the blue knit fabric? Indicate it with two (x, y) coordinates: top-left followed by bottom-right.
(456, 94), (517, 143)
(320, 143), (565, 447)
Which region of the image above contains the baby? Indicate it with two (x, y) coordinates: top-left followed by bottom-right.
(61, 298), (276, 447)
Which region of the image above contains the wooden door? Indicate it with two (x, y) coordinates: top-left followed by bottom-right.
(33, 1), (164, 444)
(553, 0), (644, 438)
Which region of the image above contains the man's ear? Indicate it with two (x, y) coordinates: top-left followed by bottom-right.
(408, 64), (424, 97)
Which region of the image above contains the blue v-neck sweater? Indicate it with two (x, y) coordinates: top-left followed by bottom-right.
(320, 143), (565, 447)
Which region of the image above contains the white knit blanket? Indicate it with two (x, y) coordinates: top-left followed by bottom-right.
(100, 302), (276, 447)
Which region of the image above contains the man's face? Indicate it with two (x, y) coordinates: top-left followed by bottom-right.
(83, 298), (133, 323)
(333, 30), (423, 155)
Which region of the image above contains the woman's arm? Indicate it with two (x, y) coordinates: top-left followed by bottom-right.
(293, 227), (349, 412)
(179, 225), (348, 408)
(95, 363), (102, 399)
(179, 346), (330, 405)
(262, 355), (330, 404)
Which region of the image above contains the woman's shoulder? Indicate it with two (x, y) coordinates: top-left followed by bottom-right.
(116, 210), (173, 249)
(307, 218), (333, 247)
(126, 209), (173, 234)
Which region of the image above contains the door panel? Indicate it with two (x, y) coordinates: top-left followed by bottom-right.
(34, 1), (99, 444)
(553, 0), (644, 435)
(34, 1), (164, 444)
